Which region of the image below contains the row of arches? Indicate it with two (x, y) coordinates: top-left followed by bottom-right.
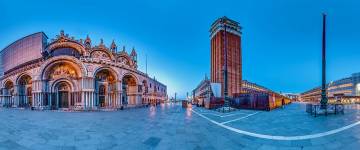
(1, 70), (141, 109)
(1, 74), (32, 107)
(0, 55), (155, 110)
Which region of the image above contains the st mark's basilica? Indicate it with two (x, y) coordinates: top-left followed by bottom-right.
(0, 31), (167, 110)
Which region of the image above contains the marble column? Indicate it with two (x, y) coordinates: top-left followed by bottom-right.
(90, 92), (93, 108)
(13, 85), (19, 107)
(49, 92), (52, 109)
(87, 92), (90, 109)
(39, 93), (41, 108)
(114, 93), (117, 108)
(32, 93), (35, 107)
(109, 93), (112, 108)
(84, 92), (87, 110)
(82, 91), (85, 110)
(119, 92), (122, 107)
(92, 92), (94, 108)
(56, 92), (59, 109)
(86, 92), (89, 109)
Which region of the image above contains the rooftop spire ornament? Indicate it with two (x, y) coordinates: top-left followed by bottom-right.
(122, 46), (126, 52)
(100, 38), (104, 45)
(84, 35), (91, 48)
(110, 40), (117, 53)
(60, 30), (65, 36)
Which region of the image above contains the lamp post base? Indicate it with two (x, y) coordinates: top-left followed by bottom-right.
(320, 96), (328, 109)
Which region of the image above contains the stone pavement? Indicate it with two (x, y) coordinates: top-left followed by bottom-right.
(1, 102), (360, 150)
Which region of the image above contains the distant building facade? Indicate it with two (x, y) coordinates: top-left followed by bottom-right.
(0, 31), (167, 110)
(210, 16), (242, 96)
(241, 80), (271, 94)
(299, 87), (321, 102)
(281, 93), (299, 101)
(300, 73), (360, 103)
(233, 80), (291, 110)
(192, 76), (212, 107)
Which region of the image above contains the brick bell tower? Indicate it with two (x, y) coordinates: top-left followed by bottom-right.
(210, 16), (242, 97)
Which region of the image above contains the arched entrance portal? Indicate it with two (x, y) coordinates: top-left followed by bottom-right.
(54, 81), (72, 108)
(42, 58), (83, 110)
(94, 68), (117, 108)
(122, 74), (138, 105)
(17, 74), (32, 107)
(4, 81), (14, 107)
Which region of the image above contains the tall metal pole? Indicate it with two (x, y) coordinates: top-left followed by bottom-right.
(320, 13), (328, 108)
(186, 92), (189, 101)
(223, 21), (229, 109)
(146, 54), (148, 76)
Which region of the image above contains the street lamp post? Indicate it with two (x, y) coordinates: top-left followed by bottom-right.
(175, 92), (177, 102)
(320, 13), (328, 109)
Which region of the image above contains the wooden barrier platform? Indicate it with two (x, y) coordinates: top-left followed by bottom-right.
(306, 103), (344, 117)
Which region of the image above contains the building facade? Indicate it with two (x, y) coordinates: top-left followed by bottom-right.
(192, 75), (212, 107)
(238, 80), (291, 110)
(300, 87), (321, 102)
(281, 93), (299, 101)
(300, 73), (360, 103)
(0, 31), (167, 110)
(241, 80), (271, 94)
(210, 16), (242, 97)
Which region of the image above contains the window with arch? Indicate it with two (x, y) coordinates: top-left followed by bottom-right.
(51, 48), (81, 58)
(138, 85), (142, 93)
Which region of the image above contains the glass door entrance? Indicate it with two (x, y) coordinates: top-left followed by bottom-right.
(58, 91), (69, 108)
(99, 85), (106, 107)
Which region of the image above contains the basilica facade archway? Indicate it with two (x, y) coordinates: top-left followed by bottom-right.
(0, 31), (167, 111)
(94, 67), (119, 108)
(122, 73), (139, 106)
(53, 81), (72, 108)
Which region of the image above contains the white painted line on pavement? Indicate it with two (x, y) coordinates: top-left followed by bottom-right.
(191, 109), (360, 141)
(200, 113), (222, 117)
(200, 112), (248, 117)
(220, 113), (245, 118)
(220, 112), (260, 124)
(196, 109), (254, 118)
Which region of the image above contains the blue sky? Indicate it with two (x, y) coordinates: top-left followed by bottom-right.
(1, 0), (360, 98)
